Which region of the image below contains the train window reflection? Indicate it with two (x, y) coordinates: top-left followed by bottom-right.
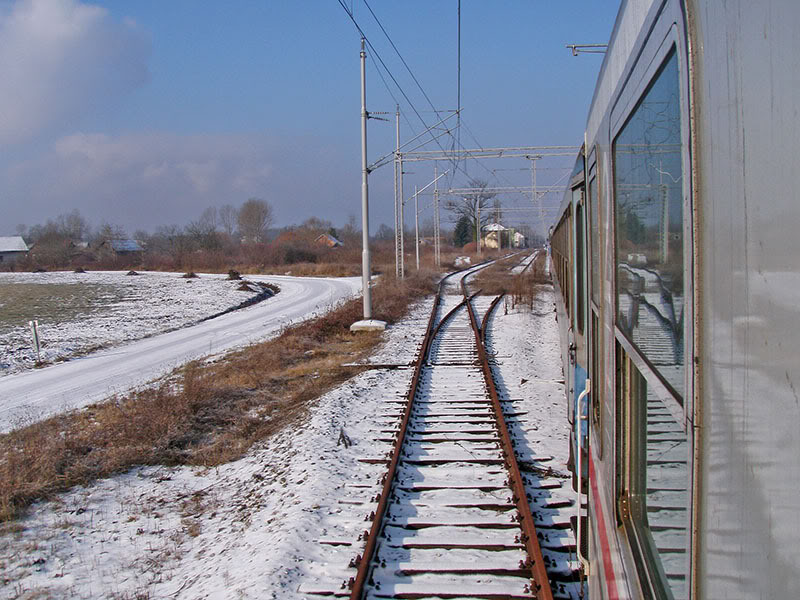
(627, 363), (690, 600)
(575, 193), (585, 334)
(589, 175), (601, 305)
(613, 48), (685, 399)
(616, 346), (690, 599)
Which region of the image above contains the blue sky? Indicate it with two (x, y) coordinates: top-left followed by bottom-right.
(0, 0), (619, 235)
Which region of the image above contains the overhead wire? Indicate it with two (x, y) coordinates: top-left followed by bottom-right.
(338, 0), (453, 164)
(339, 0), (485, 183)
(336, 0), (567, 233)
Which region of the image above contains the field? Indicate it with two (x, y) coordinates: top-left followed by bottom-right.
(0, 271), (263, 376)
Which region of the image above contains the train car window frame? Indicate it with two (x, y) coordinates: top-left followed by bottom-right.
(589, 163), (601, 309)
(610, 17), (694, 600)
(587, 156), (604, 456)
(574, 187), (586, 336)
(611, 23), (691, 407)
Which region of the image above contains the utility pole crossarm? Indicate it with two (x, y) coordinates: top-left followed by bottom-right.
(400, 146), (580, 162)
(369, 111), (460, 172)
(566, 43), (608, 56)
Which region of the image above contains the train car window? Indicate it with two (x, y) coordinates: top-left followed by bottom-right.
(575, 193), (586, 334)
(591, 309), (602, 456)
(618, 347), (690, 600)
(589, 175), (601, 306)
(563, 206), (572, 315)
(613, 48), (685, 401)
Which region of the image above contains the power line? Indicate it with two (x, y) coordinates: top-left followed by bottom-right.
(336, 0), (444, 153)
(337, 0), (484, 184)
(363, 1), (446, 124)
(336, 1), (567, 220)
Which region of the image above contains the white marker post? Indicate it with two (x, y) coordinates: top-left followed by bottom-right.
(29, 320), (41, 363)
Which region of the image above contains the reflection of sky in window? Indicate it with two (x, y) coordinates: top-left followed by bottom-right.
(615, 50), (682, 231)
(614, 48), (685, 400)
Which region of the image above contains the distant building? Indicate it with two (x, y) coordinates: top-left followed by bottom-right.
(315, 233), (343, 248)
(0, 236), (29, 264)
(98, 239), (145, 257)
(483, 223), (508, 249)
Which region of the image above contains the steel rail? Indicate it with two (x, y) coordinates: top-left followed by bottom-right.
(517, 249), (540, 277)
(480, 293), (506, 345)
(464, 280), (554, 600)
(348, 264), (554, 599)
(348, 272), (468, 598)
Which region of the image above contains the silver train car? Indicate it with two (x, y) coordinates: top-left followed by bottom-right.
(549, 0), (800, 597)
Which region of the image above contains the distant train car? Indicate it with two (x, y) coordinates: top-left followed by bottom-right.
(549, 1), (800, 598)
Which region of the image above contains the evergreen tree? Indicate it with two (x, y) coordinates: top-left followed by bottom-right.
(453, 215), (472, 247)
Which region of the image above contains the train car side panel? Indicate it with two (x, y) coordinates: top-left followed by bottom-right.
(688, 2), (800, 597)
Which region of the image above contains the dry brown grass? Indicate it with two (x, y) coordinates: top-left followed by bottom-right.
(471, 253), (522, 295)
(509, 250), (550, 310)
(469, 249), (550, 309)
(0, 271), (437, 522)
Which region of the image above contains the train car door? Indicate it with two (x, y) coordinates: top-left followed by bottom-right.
(569, 157), (590, 486)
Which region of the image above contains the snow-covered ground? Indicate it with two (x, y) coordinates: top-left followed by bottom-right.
(0, 273), (361, 432)
(0, 284), (570, 600)
(0, 271), (269, 376)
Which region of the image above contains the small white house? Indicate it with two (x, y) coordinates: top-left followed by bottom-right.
(0, 236), (29, 264)
(482, 223), (508, 249)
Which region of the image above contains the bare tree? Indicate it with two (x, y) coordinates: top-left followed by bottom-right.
(93, 222), (127, 245)
(373, 223), (393, 241)
(300, 216), (333, 233)
(237, 198), (273, 243)
(186, 206), (221, 250)
(420, 217), (435, 238)
(444, 179), (496, 239)
(491, 197), (503, 225)
(57, 209), (90, 241)
(199, 206), (218, 230)
(219, 204), (238, 237)
(338, 213), (360, 244)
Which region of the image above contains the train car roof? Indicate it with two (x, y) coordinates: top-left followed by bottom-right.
(554, 146), (585, 224)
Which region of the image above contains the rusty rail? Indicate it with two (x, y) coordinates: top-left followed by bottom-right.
(348, 273), (460, 598)
(480, 293), (506, 344)
(348, 265), (554, 600)
(464, 291), (554, 600)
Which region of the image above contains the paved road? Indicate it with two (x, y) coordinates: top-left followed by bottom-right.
(0, 275), (361, 433)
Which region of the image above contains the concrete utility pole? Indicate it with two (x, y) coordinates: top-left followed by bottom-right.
(414, 185), (420, 270)
(359, 38), (371, 318)
(394, 106), (404, 278)
(406, 171), (447, 271)
(476, 198), (482, 255)
(527, 155), (542, 239)
(351, 38), (385, 332)
(434, 166), (441, 267)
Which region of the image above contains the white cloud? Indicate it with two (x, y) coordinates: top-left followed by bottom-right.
(0, 0), (149, 145)
(4, 131), (283, 228)
(1, 130), (369, 233)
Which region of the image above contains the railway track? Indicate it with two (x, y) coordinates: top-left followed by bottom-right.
(338, 261), (581, 600)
